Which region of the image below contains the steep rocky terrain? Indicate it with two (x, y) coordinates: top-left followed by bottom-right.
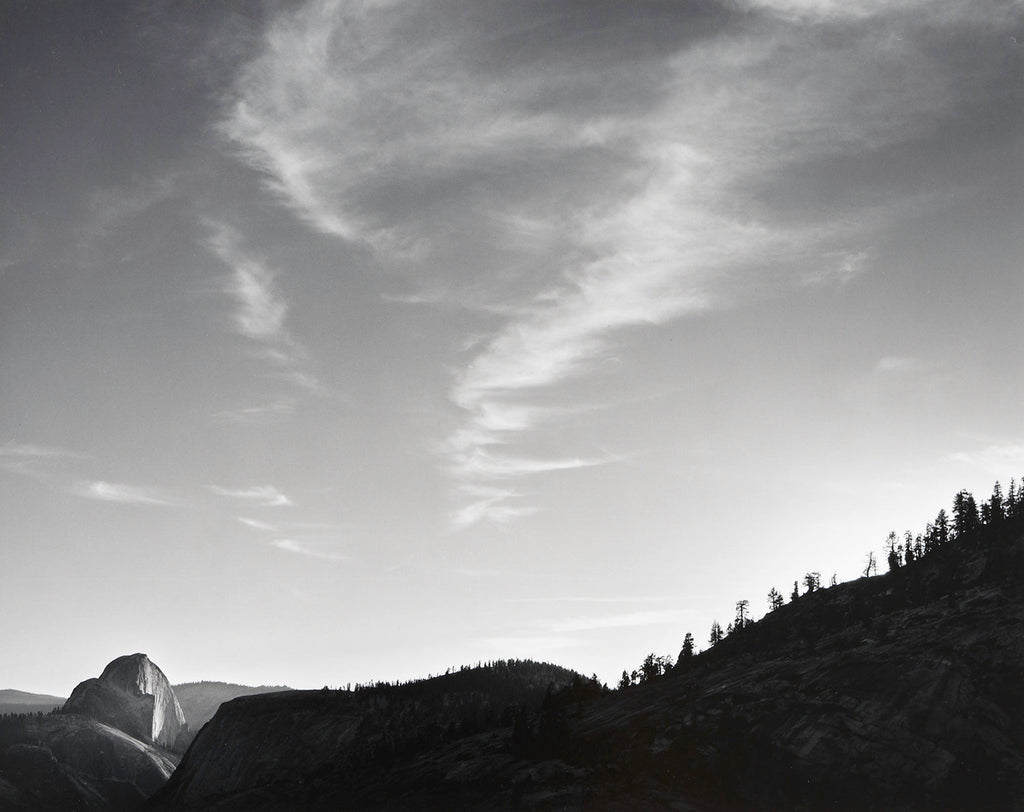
(154, 522), (1024, 810)
(0, 714), (176, 810)
(65, 654), (188, 751)
(0, 654), (185, 810)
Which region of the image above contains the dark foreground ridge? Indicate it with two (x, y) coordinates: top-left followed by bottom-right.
(152, 491), (1024, 811)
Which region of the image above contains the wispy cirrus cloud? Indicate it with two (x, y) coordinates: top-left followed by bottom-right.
(2, 443), (180, 507)
(0, 442), (86, 482)
(211, 484), (293, 507)
(79, 172), (180, 246)
(205, 221), (322, 397)
(221, 0), (1020, 527)
(271, 538), (347, 561)
(72, 480), (179, 506)
(237, 516), (279, 531)
(235, 514), (348, 560)
(876, 356), (926, 375)
(211, 399), (297, 424)
(449, 484), (540, 532)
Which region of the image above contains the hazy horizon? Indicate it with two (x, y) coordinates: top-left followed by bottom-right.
(2, 0), (1022, 698)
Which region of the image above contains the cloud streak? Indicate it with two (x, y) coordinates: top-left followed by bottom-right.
(271, 538), (347, 561)
(220, 0), (1021, 527)
(211, 484), (293, 507)
(205, 221), (321, 396)
(72, 480), (178, 506)
(0, 442), (87, 483)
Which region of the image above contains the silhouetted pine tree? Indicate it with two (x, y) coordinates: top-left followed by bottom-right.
(678, 632), (695, 668)
(953, 490), (979, 539)
(734, 599), (750, 630)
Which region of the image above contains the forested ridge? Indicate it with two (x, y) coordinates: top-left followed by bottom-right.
(618, 479), (1024, 687)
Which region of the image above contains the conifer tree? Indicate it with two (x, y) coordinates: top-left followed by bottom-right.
(989, 481), (1005, 528)
(734, 599), (750, 630)
(679, 632), (695, 663)
(933, 509), (950, 547)
(709, 620), (723, 646)
(953, 490), (979, 538)
(768, 587), (784, 611)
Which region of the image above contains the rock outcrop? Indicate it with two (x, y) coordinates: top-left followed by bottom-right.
(0, 654), (187, 810)
(64, 654), (187, 751)
(0, 714), (177, 810)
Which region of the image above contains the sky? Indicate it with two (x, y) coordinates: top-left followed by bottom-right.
(1, 0), (1022, 697)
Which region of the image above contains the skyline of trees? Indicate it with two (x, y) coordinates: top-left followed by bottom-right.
(621, 478), (1021, 686)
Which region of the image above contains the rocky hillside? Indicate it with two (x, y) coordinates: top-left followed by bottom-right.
(0, 654), (186, 810)
(152, 512), (1024, 810)
(0, 714), (176, 811)
(64, 654), (188, 752)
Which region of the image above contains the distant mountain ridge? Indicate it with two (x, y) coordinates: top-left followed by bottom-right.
(171, 682), (291, 734)
(0, 690), (65, 717)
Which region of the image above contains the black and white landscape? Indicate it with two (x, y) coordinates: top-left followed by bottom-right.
(1, 0), (1022, 808)
(3, 495), (1024, 808)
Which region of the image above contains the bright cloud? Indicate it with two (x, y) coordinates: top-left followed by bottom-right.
(210, 484), (293, 507)
(876, 356), (924, 375)
(272, 538), (347, 561)
(205, 221), (321, 395)
(0, 442), (84, 482)
(73, 480), (178, 506)
(219, 0), (1019, 528)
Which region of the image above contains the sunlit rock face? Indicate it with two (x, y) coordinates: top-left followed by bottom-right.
(64, 654), (188, 750)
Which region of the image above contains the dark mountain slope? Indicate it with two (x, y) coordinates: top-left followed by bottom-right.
(151, 660), (586, 810)
(153, 521), (1024, 810)
(518, 519), (1024, 810)
(172, 682), (291, 741)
